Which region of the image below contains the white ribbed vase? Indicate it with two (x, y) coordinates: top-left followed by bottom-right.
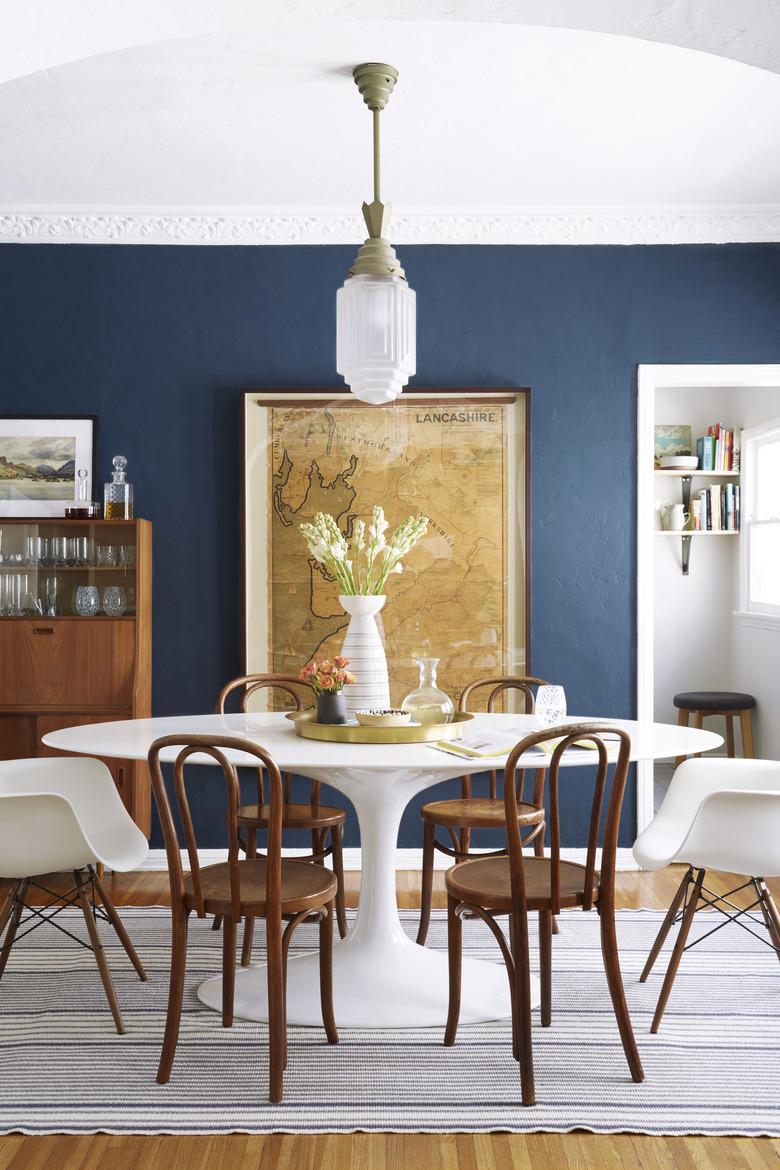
(339, 594), (390, 714)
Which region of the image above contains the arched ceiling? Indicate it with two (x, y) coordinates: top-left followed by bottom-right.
(1, 5), (779, 244)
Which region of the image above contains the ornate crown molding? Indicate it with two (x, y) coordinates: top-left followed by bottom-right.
(1, 208), (780, 245)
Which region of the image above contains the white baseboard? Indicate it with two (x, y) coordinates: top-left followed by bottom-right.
(138, 847), (638, 873)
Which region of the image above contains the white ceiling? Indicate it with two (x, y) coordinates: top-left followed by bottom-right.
(1, 5), (779, 245)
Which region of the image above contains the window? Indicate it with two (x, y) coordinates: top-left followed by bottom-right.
(740, 418), (780, 621)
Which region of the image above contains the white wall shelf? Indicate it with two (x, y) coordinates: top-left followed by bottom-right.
(655, 530), (739, 536)
(654, 469), (740, 477)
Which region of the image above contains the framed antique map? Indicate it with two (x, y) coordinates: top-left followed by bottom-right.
(242, 389), (529, 710)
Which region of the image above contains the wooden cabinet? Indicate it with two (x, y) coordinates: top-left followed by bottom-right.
(0, 519), (152, 835)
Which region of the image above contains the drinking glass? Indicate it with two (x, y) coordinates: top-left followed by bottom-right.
(39, 537), (53, 567)
(119, 544), (135, 567)
(72, 536), (93, 566)
(535, 685), (567, 728)
(74, 585), (99, 617)
(7, 573), (29, 616)
(102, 586), (126, 617)
(45, 576), (61, 617)
(25, 536), (42, 566)
(96, 544), (117, 566)
(53, 536), (69, 566)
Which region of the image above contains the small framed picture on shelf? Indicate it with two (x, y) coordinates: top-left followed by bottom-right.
(654, 424), (692, 468)
(0, 415), (98, 517)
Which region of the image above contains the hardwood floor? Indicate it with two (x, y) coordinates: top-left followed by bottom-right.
(2, 866), (779, 1170)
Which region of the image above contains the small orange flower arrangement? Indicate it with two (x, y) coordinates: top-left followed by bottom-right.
(299, 656), (356, 695)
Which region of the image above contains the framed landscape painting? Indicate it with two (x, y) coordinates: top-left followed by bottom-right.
(242, 388), (530, 710)
(0, 415), (98, 517)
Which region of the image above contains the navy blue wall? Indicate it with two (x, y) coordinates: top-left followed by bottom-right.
(2, 243), (779, 848)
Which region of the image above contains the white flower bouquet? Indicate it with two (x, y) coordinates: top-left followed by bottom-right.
(299, 506), (429, 596)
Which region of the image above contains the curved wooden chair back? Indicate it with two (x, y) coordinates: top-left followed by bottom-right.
(458, 675), (551, 800)
(217, 673), (316, 806)
(504, 723), (632, 916)
(148, 734), (285, 932)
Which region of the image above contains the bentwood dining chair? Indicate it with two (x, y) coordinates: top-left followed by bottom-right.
(0, 757), (148, 1034)
(148, 733), (339, 1104)
(416, 675), (551, 946)
(633, 757), (780, 1032)
(212, 675), (348, 963)
(443, 724), (644, 1106)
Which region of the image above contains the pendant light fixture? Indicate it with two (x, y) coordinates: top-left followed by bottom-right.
(336, 63), (416, 406)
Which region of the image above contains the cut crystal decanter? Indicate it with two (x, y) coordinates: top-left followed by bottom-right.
(104, 455), (134, 519)
(401, 656), (454, 725)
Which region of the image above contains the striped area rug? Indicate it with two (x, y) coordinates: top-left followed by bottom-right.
(1, 907), (778, 1135)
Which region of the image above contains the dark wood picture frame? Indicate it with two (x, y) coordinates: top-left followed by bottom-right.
(240, 387), (531, 701)
(0, 414), (99, 518)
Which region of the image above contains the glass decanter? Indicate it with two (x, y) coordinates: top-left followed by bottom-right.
(104, 455), (134, 519)
(401, 656), (454, 725)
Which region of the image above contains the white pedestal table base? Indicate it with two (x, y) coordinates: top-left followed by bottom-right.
(198, 930), (523, 1027)
(197, 763), (522, 1027)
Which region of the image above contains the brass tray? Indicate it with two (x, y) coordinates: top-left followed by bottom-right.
(286, 710), (474, 744)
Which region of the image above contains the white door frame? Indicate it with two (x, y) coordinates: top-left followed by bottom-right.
(636, 363), (780, 835)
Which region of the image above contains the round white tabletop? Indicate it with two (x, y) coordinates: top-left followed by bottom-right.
(44, 712), (722, 1029)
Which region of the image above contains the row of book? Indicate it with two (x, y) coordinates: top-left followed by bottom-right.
(696, 424), (741, 472)
(691, 483), (740, 531)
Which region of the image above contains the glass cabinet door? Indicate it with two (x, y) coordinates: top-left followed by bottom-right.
(0, 523), (137, 617)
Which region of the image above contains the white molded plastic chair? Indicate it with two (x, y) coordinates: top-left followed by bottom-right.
(0, 757), (149, 1033)
(633, 757), (780, 1031)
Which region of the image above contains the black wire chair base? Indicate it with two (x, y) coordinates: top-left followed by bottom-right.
(677, 873), (780, 955)
(1, 867), (109, 956)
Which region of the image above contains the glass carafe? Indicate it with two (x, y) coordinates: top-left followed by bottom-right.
(401, 656), (454, 725)
(104, 455), (134, 519)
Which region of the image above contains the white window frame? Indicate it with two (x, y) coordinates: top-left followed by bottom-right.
(737, 415), (780, 629)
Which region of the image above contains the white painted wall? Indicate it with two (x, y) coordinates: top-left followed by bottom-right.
(653, 384), (780, 756)
(730, 387), (780, 759)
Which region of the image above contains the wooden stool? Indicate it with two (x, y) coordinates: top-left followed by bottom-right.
(673, 691), (756, 766)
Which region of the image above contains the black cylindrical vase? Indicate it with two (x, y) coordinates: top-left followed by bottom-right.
(317, 691), (348, 724)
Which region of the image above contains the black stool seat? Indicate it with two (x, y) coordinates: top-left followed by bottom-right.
(673, 691), (756, 712)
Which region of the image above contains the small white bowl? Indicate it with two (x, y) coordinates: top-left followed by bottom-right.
(660, 455), (699, 470)
(355, 709), (412, 727)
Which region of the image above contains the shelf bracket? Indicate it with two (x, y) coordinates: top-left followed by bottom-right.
(680, 474), (692, 512)
(681, 534), (692, 576)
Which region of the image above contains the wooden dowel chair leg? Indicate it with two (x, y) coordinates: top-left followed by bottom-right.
(538, 909), (552, 1027)
(599, 896), (644, 1082)
(0, 880), (27, 981)
(90, 867), (147, 981)
(331, 825), (348, 940)
(266, 923), (285, 1104)
(157, 907), (190, 1084)
(240, 828), (258, 968)
(212, 914), (223, 932)
(531, 773), (557, 934)
(416, 819), (436, 947)
(222, 915), (237, 1028)
(74, 870), (125, 1035)
(511, 909), (536, 1107)
(444, 895), (462, 1047)
(739, 709), (755, 758)
(0, 882), (19, 941)
(319, 902), (339, 1045)
(651, 867), (705, 1035)
(507, 914), (520, 1061)
(640, 866), (692, 983)
(725, 715), (736, 758)
(675, 707), (689, 767)
(759, 882), (780, 965)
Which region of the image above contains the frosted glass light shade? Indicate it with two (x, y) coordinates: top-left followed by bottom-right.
(336, 273), (416, 405)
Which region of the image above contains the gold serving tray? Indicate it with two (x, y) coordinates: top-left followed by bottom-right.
(286, 709), (474, 744)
